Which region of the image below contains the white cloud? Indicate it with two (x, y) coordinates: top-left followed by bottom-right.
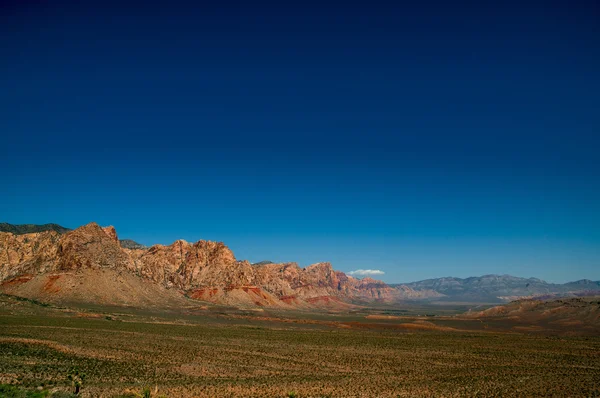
(347, 269), (385, 276)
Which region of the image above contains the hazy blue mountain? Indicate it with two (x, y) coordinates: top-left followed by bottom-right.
(395, 274), (600, 302)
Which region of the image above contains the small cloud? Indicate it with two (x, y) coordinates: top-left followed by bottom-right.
(347, 269), (385, 276)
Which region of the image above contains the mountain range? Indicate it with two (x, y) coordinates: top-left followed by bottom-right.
(395, 275), (600, 303)
(0, 222), (430, 308)
(0, 223), (597, 308)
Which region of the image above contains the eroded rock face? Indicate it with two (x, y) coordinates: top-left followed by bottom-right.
(57, 223), (130, 271)
(0, 222), (401, 307)
(126, 239), (238, 289)
(251, 261), (404, 303)
(102, 226), (119, 244)
(0, 223), (132, 281)
(0, 231), (61, 281)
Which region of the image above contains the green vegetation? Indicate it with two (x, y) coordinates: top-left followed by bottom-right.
(1, 293), (52, 308)
(117, 387), (167, 398)
(0, 223), (71, 235)
(0, 384), (76, 398)
(0, 384), (47, 398)
(66, 368), (85, 395)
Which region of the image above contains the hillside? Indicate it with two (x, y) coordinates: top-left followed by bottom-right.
(0, 222), (71, 235)
(0, 222), (428, 308)
(463, 296), (600, 334)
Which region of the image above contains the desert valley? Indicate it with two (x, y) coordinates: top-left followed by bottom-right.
(0, 223), (599, 397)
(4, 0), (600, 396)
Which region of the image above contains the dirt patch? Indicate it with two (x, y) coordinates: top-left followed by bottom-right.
(43, 275), (62, 293)
(306, 296), (338, 304)
(76, 312), (104, 319)
(279, 295), (299, 305)
(189, 288), (219, 299)
(365, 314), (403, 320)
(341, 321), (458, 332)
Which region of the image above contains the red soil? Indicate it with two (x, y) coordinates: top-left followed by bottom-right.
(189, 288), (219, 299)
(1, 274), (33, 287)
(279, 295), (299, 305)
(43, 275), (62, 293)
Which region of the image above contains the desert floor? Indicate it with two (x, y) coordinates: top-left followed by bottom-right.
(1, 294), (599, 397)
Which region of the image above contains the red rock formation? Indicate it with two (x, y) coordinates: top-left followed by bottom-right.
(102, 226), (119, 244)
(0, 222), (410, 308)
(57, 222), (130, 271)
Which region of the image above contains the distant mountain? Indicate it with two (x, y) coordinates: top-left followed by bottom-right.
(561, 279), (600, 290)
(0, 222), (71, 235)
(119, 239), (147, 250)
(398, 274), (600, 302)
(0, 223), (146, 251)
(252, 260), (275, 266)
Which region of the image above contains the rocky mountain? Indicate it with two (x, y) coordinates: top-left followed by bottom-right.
(0, 222), (146, 253)
(0, 222), (428, 308)
(400, 274), (600, 303)
(4, 222), (594, 308)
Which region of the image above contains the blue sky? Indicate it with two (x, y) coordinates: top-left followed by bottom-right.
(1, 1), (599, 283)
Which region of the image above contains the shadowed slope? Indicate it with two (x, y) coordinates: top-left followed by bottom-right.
(463, 296), (600, 334)
(1, 268), (190, 308)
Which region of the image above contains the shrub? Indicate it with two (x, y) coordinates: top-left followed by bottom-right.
(67, 367), (85, 395)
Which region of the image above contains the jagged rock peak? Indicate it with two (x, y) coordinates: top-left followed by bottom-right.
(57, 222), (129, 271)
(0, 221), (401, 308)
(102, 225), (119, 243)
(305, 262), (334, 271)
(71, 222), (104, 234)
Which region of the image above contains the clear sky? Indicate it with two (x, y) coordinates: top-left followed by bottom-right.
(1, 1), (599, 283)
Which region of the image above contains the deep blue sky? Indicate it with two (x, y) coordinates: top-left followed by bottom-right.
(1, 1), (599, 283)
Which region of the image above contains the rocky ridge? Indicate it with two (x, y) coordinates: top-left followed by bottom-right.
(3, 223), (597, 307)
(0, 222), (146, 252)
(0, 222), (428, 308)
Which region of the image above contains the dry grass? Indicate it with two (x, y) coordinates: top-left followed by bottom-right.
(0, 295), (599, 397)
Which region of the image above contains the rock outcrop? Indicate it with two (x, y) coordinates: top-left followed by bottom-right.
(0, 222), (404, 308)
(57, 223), (130, 271)
(0, 231), (61, 281)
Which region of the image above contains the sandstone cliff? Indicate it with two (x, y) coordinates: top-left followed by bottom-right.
(0, 222), (419, 308)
